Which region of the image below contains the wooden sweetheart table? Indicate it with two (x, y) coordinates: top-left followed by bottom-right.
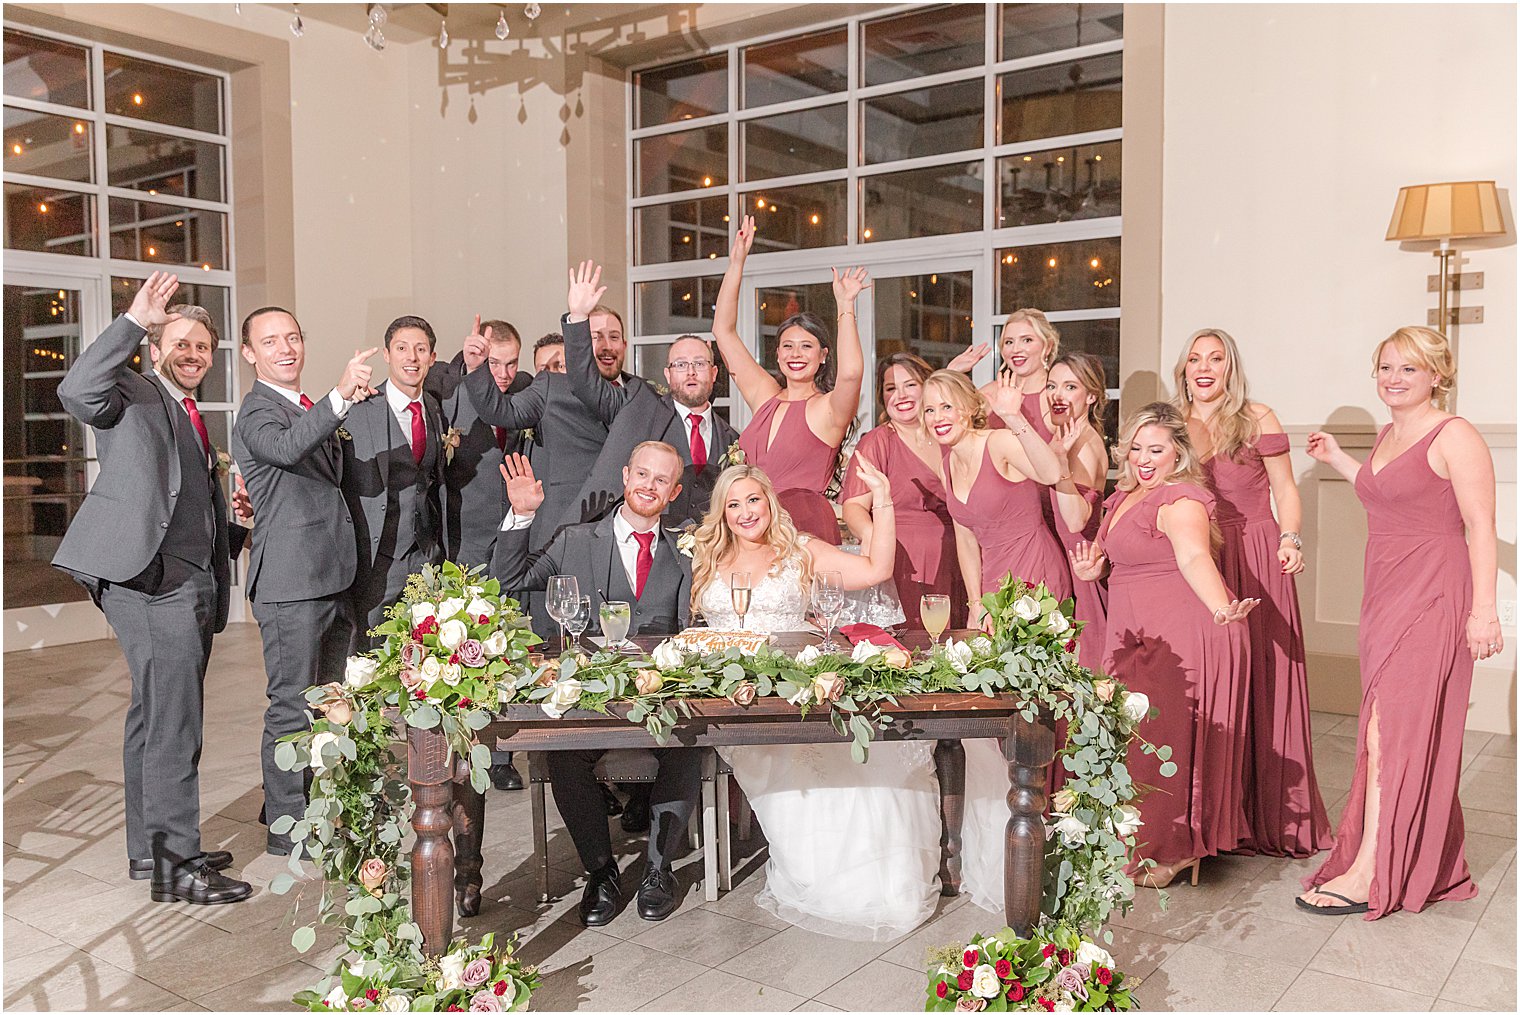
(406, 630), (1056, 954)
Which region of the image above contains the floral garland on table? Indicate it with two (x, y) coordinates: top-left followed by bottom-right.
(926, 927), (1136, 1012)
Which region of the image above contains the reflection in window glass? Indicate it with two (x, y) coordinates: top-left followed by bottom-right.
(633, 341), (731, 403)
(874, 271), (974, 374)
(756, 282), (836, 381)
(862, 79), (983, 165)
(636, 276), (723, 336)
(107, 125), (225, 202)
(1000, 52), (1122, 144)
(636, 54), (727, 127)
(637, 196), (728, 266)
(3, 30), (90, 108)
(3, 183), (93, 255)
(744, 104), (847, 181)
(4, 106), (92, 183)
(743, 28), (848, 108)
(742, 181), (847, 252)
(997, 140), (1120, 227)
(996, 236), (1120, 313)
(861, 162), (982, 243)
(637, 125), (727, 197)
(862, 5), (986, 87)
(103, 52), (222, 134)
(108, 197), (227, 269)
(1000, 3), (1123, 61)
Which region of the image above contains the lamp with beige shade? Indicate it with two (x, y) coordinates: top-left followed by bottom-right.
(1385, 180), (1506, 329)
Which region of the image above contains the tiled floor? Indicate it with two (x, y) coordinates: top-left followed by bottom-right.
(4, 624), (1516, 1011)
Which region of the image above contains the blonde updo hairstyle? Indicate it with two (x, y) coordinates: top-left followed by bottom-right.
(922, 369), (991, 431)
(1373, 326), (1456, 410)
(689, 464), (812, 616)
(1002, 308), (1062, 372)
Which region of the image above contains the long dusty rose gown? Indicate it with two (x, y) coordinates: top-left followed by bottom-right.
(1204, 433), (1331, 858)
(738, 394), (841, 544)
(839, 425), (964, 630)
(1303, 418), (1478, 918)
(1100, 483), (1251, 865)
(1051, 483), (1108, 671)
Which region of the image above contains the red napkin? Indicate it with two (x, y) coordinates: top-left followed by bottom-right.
(839, 623), (907, 650)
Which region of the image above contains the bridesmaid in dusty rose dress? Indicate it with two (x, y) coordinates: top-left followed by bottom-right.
(1299, 327), (1501, 919)
(1071, 403), (1258, 889)
(713, 214), (867, 544)
(1175, 328), (1332, 859)
(1046, 352), (1110, 672)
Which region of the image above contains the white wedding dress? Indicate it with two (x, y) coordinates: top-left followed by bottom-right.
(702, 557), (943, 941)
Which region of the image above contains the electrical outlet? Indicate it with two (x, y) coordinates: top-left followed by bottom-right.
(1500, 600), (1517, 628)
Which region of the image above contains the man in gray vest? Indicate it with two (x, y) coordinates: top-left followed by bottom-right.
(52, 272), (252, 905)
(342, 316), (449, 649)
(233, 307), (377, 854)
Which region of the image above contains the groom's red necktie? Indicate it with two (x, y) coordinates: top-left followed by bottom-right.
(405, 401), (425, 465)
(632, 531), (655, 599)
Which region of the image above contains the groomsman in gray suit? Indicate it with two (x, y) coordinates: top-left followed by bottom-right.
(342, 316), (450, 649)
(233, 308), (376, 853)
(52, 272), (252, 905)
(491, 442), (698, 926)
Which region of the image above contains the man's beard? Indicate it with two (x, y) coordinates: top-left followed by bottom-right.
(671, 385), (711, 409)
(623, 490), (665, 520)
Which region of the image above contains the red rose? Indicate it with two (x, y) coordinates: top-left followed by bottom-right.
(479, 614), (489, 624)
(963, 948), (979, 969)
(414, 688), (427, 700)
(494, 981), (509, 997)
(935, 981), (948, 999)
(1057, 949), (1072, 966)
(460, 697), (472, 707)
(365, 989), (379, 1002)
(1097, 967), (1113, 986)
(1008, 982), (1025, 1002)
(994, 959), (1012, 979)
(449, 653), (460, 664)
(1041, 943), (1056, 958)
(448, 1007), (463, 1012)
(957, 970), (974, 991)
(1064, 639), (1077, 653)
(1038, 998), (1055, 1012)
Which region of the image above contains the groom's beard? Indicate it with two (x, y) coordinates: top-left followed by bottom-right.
(622, 489), (666, 521)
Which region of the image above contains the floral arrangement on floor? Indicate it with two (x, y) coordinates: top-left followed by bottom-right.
(298, 933), (538, 1013)
(926, 927), (1136, 1012)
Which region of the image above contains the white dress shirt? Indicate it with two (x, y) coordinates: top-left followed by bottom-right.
(500, 503), (659, 591)
(384, 381), (426, 449)
(257, 378), (352, 417)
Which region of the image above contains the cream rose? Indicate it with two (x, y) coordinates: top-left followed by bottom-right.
(1012, 595), (1041, 621)
(309, 730), (340, 774)
(466, 597), (495, 622)
(541, 678), (584, 718)
(421, 656), (443, 684)
(970, 964), (1001, 999)
(651, 639), (685, 670)
(440, 662), (463, 687)
(343, 656), (379, 689)
(1076, 941), (1114, 968)
(324, 985), (349, 1009)
(438, 619), (469, 651)
(380, 995), (409, 1012)
(483, 630), (509, 658)
(787, 683), (814, 706)
(1047, 610), (1071, 635)
(410, 602), (437, 627)
(437, 952), (466, 991)
(437, 597), (467, 622)
(1092, 678), (1116, 702)
(1055, 814), (1089, 847)
(850, 640), (886, 663)
(1122, 691), (1150, 722)
(794, 643), (822, 665)
(1111, 804), (1143, 839)
(970, 636), (993, 655)
(633, 670), (664, 695)
(1051, 787), (1078, 814)
(881, 647), (913, 669)
(812, 671), (846, 703)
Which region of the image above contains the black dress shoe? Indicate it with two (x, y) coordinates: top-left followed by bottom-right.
(129, 850), (232, 881)
(636, 865), (677, 922)
(578, 863), (623, 927)
(488, 763), (524, 791)
(151, 858), (253, 905)
(601, 784), (624, 817)
(619, 798), (651, 835)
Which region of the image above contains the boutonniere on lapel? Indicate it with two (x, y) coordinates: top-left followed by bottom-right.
(674, 522), (698, 558)
(522, 427), (537, 446)
(214, 448), (231, 479)
(336, 426), (353, 442)
(720, 440), (745, 468)
(442, 426), (463, 464)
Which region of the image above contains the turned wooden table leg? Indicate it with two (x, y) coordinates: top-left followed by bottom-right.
(1004, 712), (1055, 936)
(451, 756), (485, 918)
(934, 739), (967, 896)
(409, 725), (455, 955)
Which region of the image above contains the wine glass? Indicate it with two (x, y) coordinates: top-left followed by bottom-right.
(546, 574), (579, 653)
(730, 572), (752, 630)
(564, 595), (591, 649)
(921, 594), (951, 648)
(599, 599), (632, 651)
(812, 571), (845, 652)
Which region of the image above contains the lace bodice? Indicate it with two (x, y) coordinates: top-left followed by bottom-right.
(699, 556), (811, 633)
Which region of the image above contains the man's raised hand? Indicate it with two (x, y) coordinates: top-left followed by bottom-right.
(567, 260), (608, 321)
(499, 452), (545, 514)
(338, 347), (379, 401)
(462, 315), (490, 372)
(126, 271), (182, 329)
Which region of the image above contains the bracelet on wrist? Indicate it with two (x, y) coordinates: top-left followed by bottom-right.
(1279, 531), (1302, 551)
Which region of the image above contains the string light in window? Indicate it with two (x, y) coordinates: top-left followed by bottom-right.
(1089, 258), (1101, 269)
(73, 122), (85, 134)
(702, 176), (712, 187)
(863, 228), (872, 239)
(133, 93), (144, 106)
(147, 246), (157, 256)
(10, 143), (21, 155)
(37, 202), (47, 213)
(1047, 258), (1057, 268)
(809, 214), (819, 225)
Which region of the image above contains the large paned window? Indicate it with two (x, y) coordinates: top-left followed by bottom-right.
(628, 3), (1124, 426)
(3, 25), (236, 609)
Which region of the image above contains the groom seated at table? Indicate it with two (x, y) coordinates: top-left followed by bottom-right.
(491, 440), (696, 925)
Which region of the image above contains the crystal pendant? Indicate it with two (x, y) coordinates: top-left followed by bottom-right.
(368, 3), (387, 26)
(438, 19), (448, 48)
(364, 25), (386, 51)
(234, 2), (241, 14)
(290, 4), (304, 37)
(496, 10), (510, 39)
(524, 2), (542, 19)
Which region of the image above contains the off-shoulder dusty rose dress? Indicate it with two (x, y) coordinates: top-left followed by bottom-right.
(1100, 483), (1251, 865)
(840, 425), (963, 629)
(1303, 417), (1477, 918)
(1204, 433), (1331, 858)
(738, 394), (841, 544)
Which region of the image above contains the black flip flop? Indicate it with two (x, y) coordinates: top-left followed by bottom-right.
(1295, 889), (1369, 915)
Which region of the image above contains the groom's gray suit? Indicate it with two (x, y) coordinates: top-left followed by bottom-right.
(52, 313), (247, 865)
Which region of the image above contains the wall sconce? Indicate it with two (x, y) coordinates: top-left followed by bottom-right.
(1385, 180), (1504, 329)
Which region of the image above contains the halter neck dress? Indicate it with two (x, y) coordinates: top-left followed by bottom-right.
(738, 394), (841, 544)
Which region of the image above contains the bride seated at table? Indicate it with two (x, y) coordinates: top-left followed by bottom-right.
(691, 462), (949, 940)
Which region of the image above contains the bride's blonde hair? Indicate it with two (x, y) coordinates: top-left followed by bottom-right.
(690, 465), (812, 616)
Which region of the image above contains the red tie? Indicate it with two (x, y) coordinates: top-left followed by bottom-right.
(181, 396), (211, 461)
(494, 426), (508, 451)
(632, 530), (655, 599)
(688, 413), (707, 469)
(406, 401), (425, 465)
(299, 393), (314, 410)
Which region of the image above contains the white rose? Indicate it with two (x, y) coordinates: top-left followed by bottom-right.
(440, 662), (463, 687)
(466, 597), (494, 621)
(410, 602), (437, 627)
(971, 964), (1001, 999)
(1111, 804), (1143, 839)
(483, 630), (509, 658)
(465, 584), (485, 598)
(1076, 941), (1113, 968)
(541, 678), (584, 719)
(438, 619), (469, 651)
(324, 985), (349, 1009)
(437, 597), (466, 622)
(380, 995), (409, 1012)
(309, 730), (340, 774)
(1047, 610), (1071, 635)
(944, 639), (973, 674)
(437, 952), (465, 991)
(794, 643), (822, 665)
(343, 655), (378, 689)
(1055, 814), (1089, 848)
(850, 640), (886, 663)
(970, 636), (992, 655)
(651, 640), (685, 670)
(421, 656), (442, 683)
(1122, 691), (1150, 722)
(787, 683), (814, 706)
(1054, 1002), (1074, 1013)
(1012, 595), (1041, 621)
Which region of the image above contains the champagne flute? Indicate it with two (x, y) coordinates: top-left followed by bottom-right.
(730, 572), (752, 630)
(564, 595), (591, 649)
(812, 571), (845, 652)
(921, 594), (951, 648)
(599, 599), (632, 651)
(546, 574), (579, 653)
